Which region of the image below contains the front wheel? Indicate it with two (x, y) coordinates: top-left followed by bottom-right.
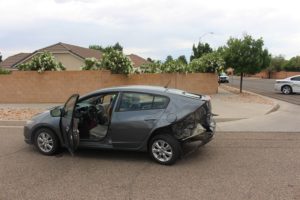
(149, 134), (181, 165)
(34, 128), (59, 155)
(282, 85), (292, 95)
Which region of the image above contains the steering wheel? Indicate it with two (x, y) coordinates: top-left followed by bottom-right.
(87, 105), (98, 120)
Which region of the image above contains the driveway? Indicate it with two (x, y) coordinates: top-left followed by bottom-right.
(227, 76), (300, 105)
(1, 127), (300, 200)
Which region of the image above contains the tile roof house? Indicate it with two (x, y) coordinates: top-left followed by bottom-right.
(1, 42), (149, 70)
(0, 53), (32, 70)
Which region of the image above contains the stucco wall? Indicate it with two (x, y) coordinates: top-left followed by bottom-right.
(251, 71), (300, 79)
(52, 53), (84, 71)
(0, 71), (218, 103)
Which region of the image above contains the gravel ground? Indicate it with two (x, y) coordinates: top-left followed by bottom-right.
(0, 104), (59, 121)
(0, 108), (44, 120)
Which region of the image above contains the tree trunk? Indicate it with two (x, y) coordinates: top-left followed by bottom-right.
(240, 72), (243, 93)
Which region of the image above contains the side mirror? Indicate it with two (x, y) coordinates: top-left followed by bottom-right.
(50, 107), (62, 117)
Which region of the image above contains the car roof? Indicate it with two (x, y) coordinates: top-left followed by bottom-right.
(98, 85), (167, 93)
(80, 85), (202, 100)
(80, 85), (169, 99)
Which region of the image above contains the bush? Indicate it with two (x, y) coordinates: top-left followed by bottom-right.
(100, 49), (133, 74)
(81, 58), (100, 70)
(18, 51), (65, 73)
(82, 49), (133, 75)
(189, 52), (225, 73)
(139, 61), (162, 73)
(0, 68), (11, 75)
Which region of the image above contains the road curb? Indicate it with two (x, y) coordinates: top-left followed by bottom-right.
(222, 85), (281, 115)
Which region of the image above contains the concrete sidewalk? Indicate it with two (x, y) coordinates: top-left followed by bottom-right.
(211, 86), (275, 122)
(215, 86), (300, 132)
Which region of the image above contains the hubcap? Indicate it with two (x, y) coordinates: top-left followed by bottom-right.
(282, 86), (291, 94)
(37, 132), (54, 153)
(152, 140), (173, 163)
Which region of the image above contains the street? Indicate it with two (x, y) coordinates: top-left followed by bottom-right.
(1, 127), (300, 200)
(227, 76), (300, 105)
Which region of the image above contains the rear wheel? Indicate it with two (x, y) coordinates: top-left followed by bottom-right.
(149, 134), (181, 165)
(34, 128), (59, 155)
(282, 85), (292, 95)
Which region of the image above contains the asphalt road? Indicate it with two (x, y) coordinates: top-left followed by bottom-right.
(227, 76), (300, 105)
(1, 127), (300, 200)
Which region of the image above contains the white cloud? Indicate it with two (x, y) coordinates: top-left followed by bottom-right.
(1, 0), (300, 59)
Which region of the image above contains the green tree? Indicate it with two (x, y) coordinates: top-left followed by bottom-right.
(189, 52), (225, 73)
(223, 34), (271, 92)
(165, 55), (174, 63)
(89, 42), (123, 52)
(89, 45), (104, 51)
(18, 51), (65, 73)
(112, 42), (123, 52)
(177, 55), (188, 65)
(265, 55), (286, 78)
(146, 57), (154, 63)
(0, 52), (2, 62)
(284, 56), (300, 72)
(190, 42), (213, 61)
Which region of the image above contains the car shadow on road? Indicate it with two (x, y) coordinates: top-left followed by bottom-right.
(56, 148), (151, 163)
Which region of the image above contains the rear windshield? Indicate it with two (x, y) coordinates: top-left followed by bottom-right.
(166, 89), (201, 99)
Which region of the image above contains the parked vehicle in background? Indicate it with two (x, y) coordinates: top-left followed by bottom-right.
(219, 72), (229, 83)
(274, 75), (300, 94)
(24, 85), (216, 165)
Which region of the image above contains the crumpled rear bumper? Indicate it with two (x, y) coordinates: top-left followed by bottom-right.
(181, 117), (216, 144)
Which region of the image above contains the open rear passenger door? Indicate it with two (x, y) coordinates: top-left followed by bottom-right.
(60, 94), (80, 155)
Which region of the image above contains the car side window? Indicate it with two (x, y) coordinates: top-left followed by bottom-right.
(118, 93), (169, 112)
(291, 76), (300, 81)
(152, 96), (169, 109)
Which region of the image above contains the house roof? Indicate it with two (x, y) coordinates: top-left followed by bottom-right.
(128, 54), (149, 67)
(0, 53), (31, 69)
(38, 42), (102, 60)
(1, 42), (148, 69)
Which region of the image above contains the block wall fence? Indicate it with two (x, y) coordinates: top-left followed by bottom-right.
(0, 70), (218, 103)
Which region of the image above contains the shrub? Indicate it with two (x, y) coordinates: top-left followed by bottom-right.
(18, 51), (65, 73)
(0, 68), (11, 75)
(81, 58), (100, 70)
(189, 52), (225, 73)
(100, 49), (133, 74)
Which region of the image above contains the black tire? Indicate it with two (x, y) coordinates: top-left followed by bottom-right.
(149, 134), (181, 165)
(34, 128), (59, 155)
(281, 85), (292, 95)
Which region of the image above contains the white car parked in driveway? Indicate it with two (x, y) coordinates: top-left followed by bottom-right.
(274, 75), (300, 94)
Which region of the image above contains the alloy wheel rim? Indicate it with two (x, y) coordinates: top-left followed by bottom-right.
(152, 140), (173, 162)
(37, 132), (54, 153)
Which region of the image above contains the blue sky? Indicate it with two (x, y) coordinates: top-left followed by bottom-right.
(1, 0), (300, 61)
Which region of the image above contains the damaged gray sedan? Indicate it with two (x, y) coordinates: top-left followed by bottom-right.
(24, 85), (215, 165)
